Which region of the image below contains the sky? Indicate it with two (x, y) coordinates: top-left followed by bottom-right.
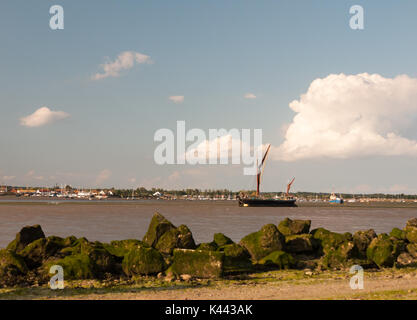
(1, 1), (417, 193)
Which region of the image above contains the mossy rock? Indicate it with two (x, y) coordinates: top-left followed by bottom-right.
(278, 218), (311, 236)
(213, 233), (234, 247)
(122, 246), (166, 276)
(196, 242), (218, 251)
(239, 224), (285, 261)
(311, 228), (351, 254)
(396, 252), (417, 268)
(366, 234), (405, 268)
(104, 239), (147, 258)
(258, 251), (295, 269)
(406, 218), (417, 228)
(389, 228), (406, 241)
(143, 212), (176, 247)
(6, 225), (45, 252)
(0, 249), (28, 287)
(20, 236), (66, 269)
(404, 226), (417, 243)
(285, 234), (315, 253)
(155, 224), (196, 255)
(217, 244), (252, 272)
(319, 241), (364, 270)
(43, 253), (95, 280)
(406, 243), (417, 259)
(168, 249), (224, 278)
(353, 229), (377, 259)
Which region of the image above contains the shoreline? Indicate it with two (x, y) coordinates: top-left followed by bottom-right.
(2, 268), (417, 300)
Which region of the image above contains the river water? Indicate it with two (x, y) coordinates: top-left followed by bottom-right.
(1, 200), (417, 247)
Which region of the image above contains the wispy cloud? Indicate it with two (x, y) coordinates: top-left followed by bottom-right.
(20, 107), (69, 128)
(92, 51), (152, 80)
(169, 96), (184, 104)
(244, 93), (256, 99)
(95, 169), (112, 185)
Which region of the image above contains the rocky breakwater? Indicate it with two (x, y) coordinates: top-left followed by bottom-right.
(1, 214), (417, 287)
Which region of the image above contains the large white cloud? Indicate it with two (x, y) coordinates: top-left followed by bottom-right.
(274, 73), (417, 161)
(20, 107), (70, 127)
(92, 51), (152, 80)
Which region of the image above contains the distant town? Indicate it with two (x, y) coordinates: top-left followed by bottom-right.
(1, 184), (417, 203)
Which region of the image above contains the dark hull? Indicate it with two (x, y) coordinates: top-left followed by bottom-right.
(238, 198), (297, 207)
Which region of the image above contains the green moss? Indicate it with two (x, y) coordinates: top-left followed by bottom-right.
(311, 228), (351, 254)
(142, 212), (176, 247)
(196, 242), (218, 251)
(122, 247), (166, 276)
(367, 234), (405, 268)
(169, 249), (224, 278)
(217, 244), (252, 272)
(404, 226), (417, 243)
(155, 224), (196, 255)
(213, 233), (234, 247)
(406, 243), (417, 258)
(390, 228), (406, 240)
(285, 234), (314, 253)
(278, 218), (311, 236)
(353, 229), (377, 259)
(258, 251), (295, 269)
(44, 254), (95, 280)
(104, 239), (146, 258)
(239, 224), (284, 261)
(20, 236), (66, 269)
(6, 225), (45, 253)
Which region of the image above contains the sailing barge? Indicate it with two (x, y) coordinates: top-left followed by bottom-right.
(237, 144), (297, 207)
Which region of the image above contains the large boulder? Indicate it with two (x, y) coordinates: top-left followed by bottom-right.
(353, 229), (377, 259)
(155, 225), (196, 255)
(143, 212), (176, 247)
(404, 218), (417, 243)
(7, 225), (45, 252)
(104, 239), (147, 258)
(311, 228), (352, 254)
(239, 224), (285, 261)
(217, 244), (252, 272)
(285, 234), (315, 253)
(319, 241), (357, 269)
(122, 246), (166, 276)
(366, 234), (405, 268)
(0, 249), (28, 287)
(390, 228), (406, 241)
(43, 253), (95, 280)
(278, 218), (311, 236)
(168, 249), (224, 278)
(20, 236), (66, 269)
(258, 251), (295, 269)
(57, 238), (117, 276)
(213, 233), (234, 247)
(196, 242), (218, 251)
(407, 243), (417, 258)
(396, 252), (417, 268)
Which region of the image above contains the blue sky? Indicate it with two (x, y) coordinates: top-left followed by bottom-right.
(1, 1), (417, 193)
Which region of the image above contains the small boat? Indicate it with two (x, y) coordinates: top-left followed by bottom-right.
(329, 193), (344, 204)
(237, 144), (297, 207)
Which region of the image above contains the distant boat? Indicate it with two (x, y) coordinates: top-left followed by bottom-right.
(237, 144), (297, 207)
(329, 193), (344, 204)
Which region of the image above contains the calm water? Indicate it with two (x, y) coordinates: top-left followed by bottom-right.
(1, 200), (417, 247)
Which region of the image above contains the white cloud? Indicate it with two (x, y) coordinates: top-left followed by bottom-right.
(20, 107), (69, 128)
(2, 176), (15, 181)
(244, 93), (256, 99)
(274, 73), (417, 161)
(95, 169), (112, 185)
(169, 96), (184, 104)
(92, 51), (152, 80)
